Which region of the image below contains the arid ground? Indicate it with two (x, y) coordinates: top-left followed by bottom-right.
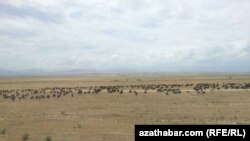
(0, 74), (250, 141)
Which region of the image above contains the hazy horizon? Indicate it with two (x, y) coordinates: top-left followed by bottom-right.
(1, 0), (250, 74)
(0, 68), (250, 76)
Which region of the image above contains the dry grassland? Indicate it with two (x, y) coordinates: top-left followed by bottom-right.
(0, 74), (250, 141)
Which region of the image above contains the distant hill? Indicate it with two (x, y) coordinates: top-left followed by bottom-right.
(0, 68), (98, 76)
(0, 68), (249, 76)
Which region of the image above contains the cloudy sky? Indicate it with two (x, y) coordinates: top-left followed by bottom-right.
(0, 0), (250, 73)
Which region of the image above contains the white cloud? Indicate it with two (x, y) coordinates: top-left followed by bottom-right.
(0, 0), (250, 73)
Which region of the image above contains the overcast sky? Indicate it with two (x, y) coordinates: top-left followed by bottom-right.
(0, 0), (250, 73)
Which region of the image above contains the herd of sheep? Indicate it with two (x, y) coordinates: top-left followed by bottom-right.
(0, 82), (249, 101)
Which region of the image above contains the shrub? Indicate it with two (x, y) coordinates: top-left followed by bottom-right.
(1, 129), (6, 134)
(77, 124), (82, 128)
(22, 133), (29, 141)
(46, 136), (52, 141)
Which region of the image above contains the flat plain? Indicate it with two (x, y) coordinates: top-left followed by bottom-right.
(0, 74), (250, 141)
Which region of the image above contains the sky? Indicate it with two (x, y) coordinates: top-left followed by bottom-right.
(0, 0), (250, 74)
